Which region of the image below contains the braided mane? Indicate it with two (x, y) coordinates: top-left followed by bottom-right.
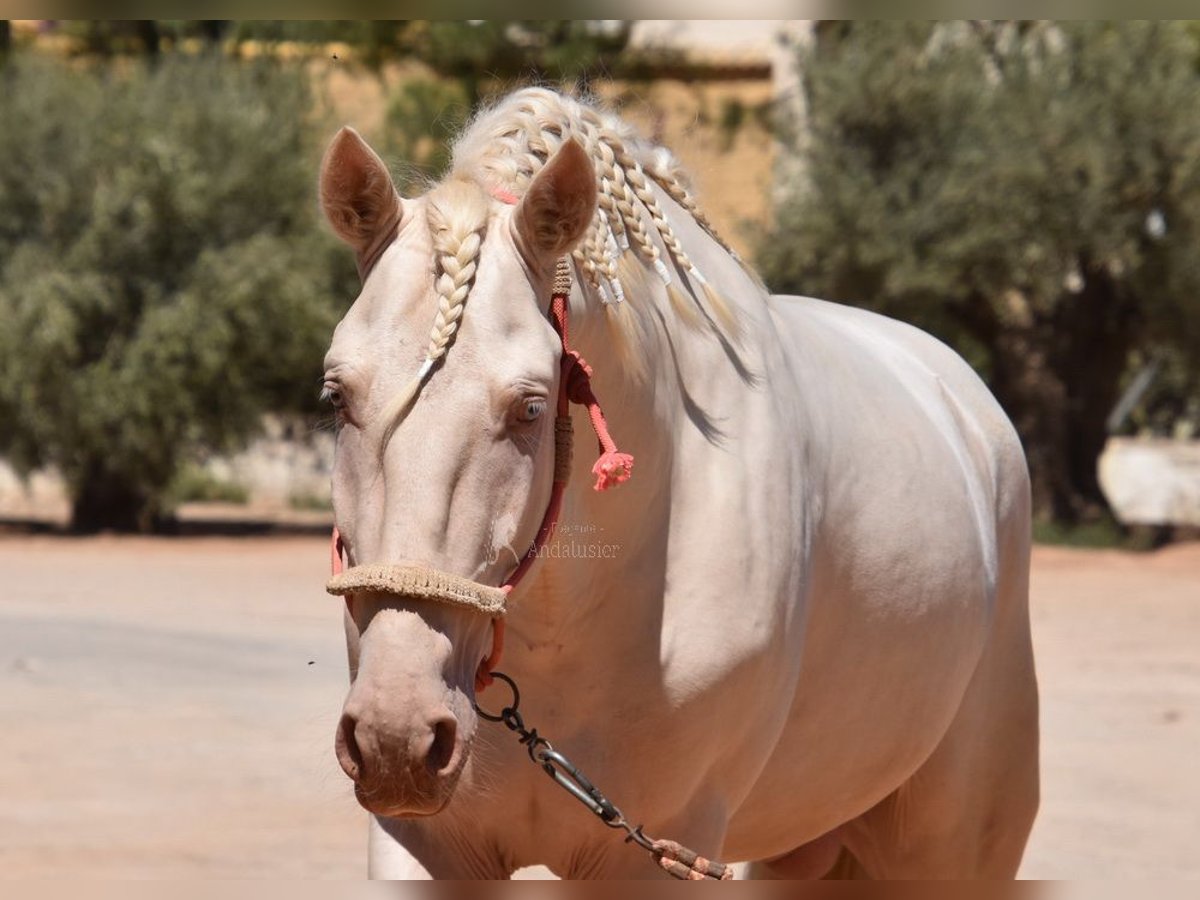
(380, 88), (756, 443)
(451, 88), (750, 337)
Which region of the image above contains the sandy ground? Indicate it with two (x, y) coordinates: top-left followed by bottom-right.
(0, 535), (1197, 879)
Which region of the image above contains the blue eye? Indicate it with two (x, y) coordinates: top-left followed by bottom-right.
(517, 398), (546, 423)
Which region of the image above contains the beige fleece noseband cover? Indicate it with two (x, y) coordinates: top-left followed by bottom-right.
(326, 565), (507, 616)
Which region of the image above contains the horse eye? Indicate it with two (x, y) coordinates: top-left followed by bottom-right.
(517, 398), (546, 423)
(321, 383), (345, 410)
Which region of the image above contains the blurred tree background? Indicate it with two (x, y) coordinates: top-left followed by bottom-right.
(761, 21), (1200, 525)
(2, 19), (1197, 534)
(373, 21), (634, 193)
(0, 20), (633, 532)
(0, 53), (357, 531)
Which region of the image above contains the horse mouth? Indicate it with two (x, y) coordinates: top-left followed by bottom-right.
(348, 734), (471, 818)
(353, 782), (456, 818)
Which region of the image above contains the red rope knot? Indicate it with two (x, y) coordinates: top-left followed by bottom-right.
(560, 350), (634, 491)
(562, 350), (595, 406)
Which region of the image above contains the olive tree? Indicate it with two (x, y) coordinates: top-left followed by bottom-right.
(0, 55), (355, 530)
(762, 21), (1200, 523)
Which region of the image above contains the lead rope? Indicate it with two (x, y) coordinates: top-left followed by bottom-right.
(476, 672), (734, 880)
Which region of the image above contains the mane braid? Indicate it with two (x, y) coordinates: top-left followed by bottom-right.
(449, 88), (756, 353)
(372, 87), (760, 431)
(377, 89), (759, 448)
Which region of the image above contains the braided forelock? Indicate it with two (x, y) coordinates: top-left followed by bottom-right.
(374, 178), (489, 456)
(425, 178), (489, 365)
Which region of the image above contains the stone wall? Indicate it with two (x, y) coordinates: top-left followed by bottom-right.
(1099, 437), (1200, 527)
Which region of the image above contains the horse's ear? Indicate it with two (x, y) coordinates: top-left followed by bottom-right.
(320, 127), (402, 275)
(514, 138), (596, 270)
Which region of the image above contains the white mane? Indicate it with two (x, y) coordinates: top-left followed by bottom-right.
(453, 88), (745, 319)
(406, 88), (758, 397)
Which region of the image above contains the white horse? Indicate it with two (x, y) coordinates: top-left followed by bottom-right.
(317, 88), (1039, 879)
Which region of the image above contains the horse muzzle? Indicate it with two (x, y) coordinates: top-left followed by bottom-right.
(328, 571), (495, 817)
(335, 686), (469, 817)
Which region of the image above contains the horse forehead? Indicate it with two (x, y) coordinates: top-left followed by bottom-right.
(329, 226), (437, 353)
(471, 227), (550, 328)
(329, 210), (544, 364)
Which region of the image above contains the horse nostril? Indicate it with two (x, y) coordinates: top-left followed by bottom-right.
(426, 716), (458, 776)
(336, 712), (365, 781)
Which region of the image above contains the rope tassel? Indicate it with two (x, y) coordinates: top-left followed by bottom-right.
(576, 374), (634, 491)
(551, 261), (634, 493)
(560, 341), (635, 493)
(593, 450), (634, 491)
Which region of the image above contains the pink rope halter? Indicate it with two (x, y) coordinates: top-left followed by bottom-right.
(330, 186), (632, 693)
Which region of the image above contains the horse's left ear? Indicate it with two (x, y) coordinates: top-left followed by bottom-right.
(513, 138), (597, 271)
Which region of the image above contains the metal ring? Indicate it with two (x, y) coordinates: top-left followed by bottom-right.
(473, 671), (519, 722)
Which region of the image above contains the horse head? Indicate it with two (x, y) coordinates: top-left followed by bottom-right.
(319, 124), (595, 815)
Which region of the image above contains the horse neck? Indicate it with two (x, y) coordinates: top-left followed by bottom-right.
(512, 237), (769, 649)
(506, 290), (675, 645)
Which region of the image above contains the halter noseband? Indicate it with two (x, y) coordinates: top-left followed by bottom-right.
(327, 189), (632, 692)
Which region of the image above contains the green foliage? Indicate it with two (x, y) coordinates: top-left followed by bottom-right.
(0, 54), (357, 530)
(228, 21), (406, 69)
(162, 21), (632, 79)
(711, 97), (772, 152)
(54, 21), (166, 56)
(762, 22), (1200, 522)
(1123, 347), (1200, 439)
(287, 490), (332, 513)
(715, 98), (747, 152)
(167, 465), (250, 505)
(1031, 515), (1124, 549)
(385, 78), (472, 194)
(52, 21), (403, 64)
(1032, 515), (1159, 551)
(411, 20), (631, 87)
(381, 22), (633, 193)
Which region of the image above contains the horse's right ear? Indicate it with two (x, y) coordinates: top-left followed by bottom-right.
(320, 127), (402, 277)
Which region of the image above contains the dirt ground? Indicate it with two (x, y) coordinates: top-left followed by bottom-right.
(0, 534), (1196, 879)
